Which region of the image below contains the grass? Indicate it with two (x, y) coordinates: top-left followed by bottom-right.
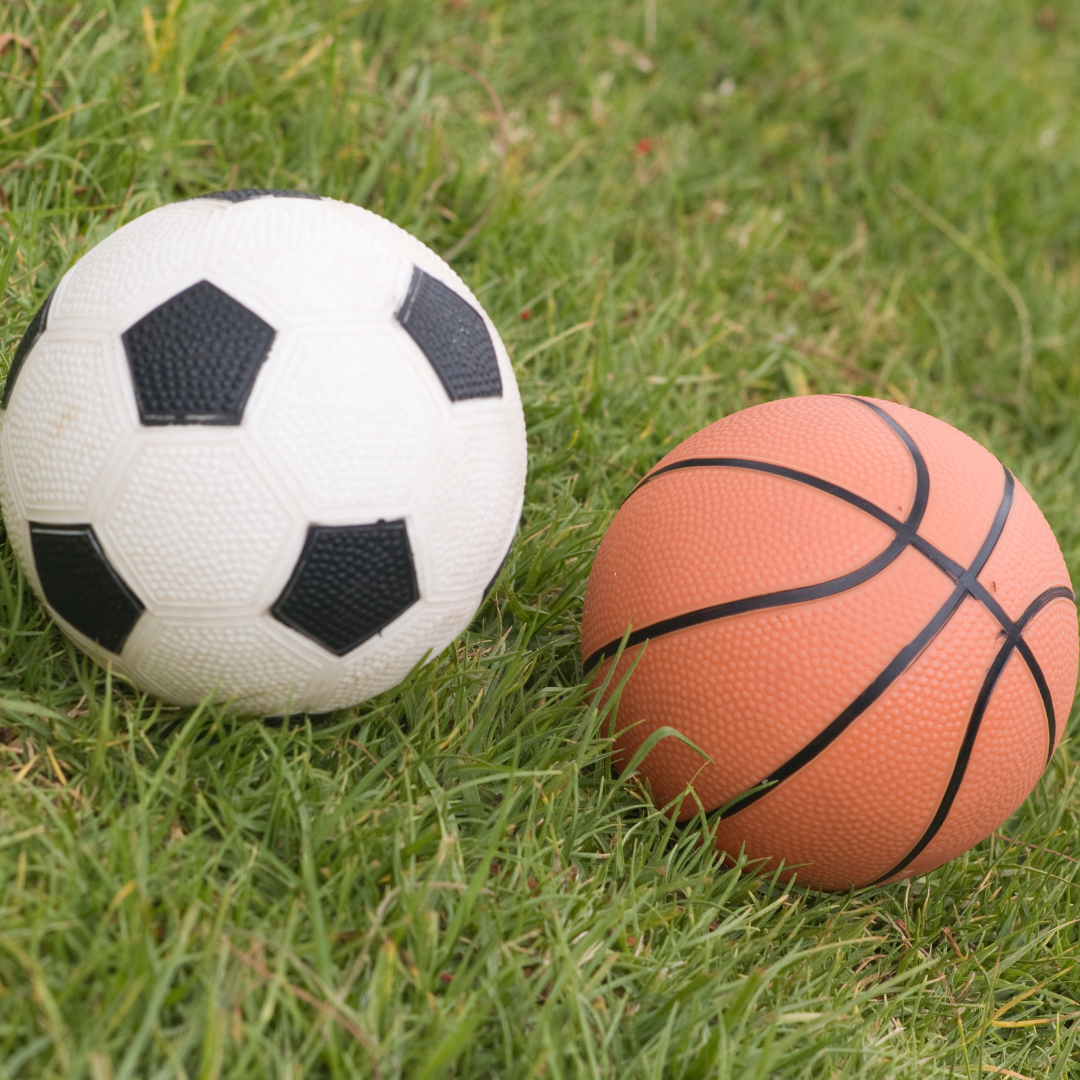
(1, 0), (1080, 1076)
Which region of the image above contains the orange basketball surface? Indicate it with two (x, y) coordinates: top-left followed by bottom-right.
(581, 395), (1079, 890)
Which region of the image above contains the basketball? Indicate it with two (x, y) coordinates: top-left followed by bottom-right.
(581, 395), (1078, 891)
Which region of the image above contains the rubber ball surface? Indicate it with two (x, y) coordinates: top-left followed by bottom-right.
(580, 395), (1078, 890)
(0, 192), (527, 715)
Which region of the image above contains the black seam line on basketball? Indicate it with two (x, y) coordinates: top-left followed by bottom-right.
(582, 534), (912, 672)
(629, 458), (921, 538)
(716, 468), (1015, 821)
(843, 397), (932, 519)
(908, 470), (1073, 740)
(1015, 638), (1058, 766)
(869, 584), (1075, 886)
(904, 472), (1074, 745)
(825, 466), (1019, 599)
(965, 574), (1073, 630)
(584, 403), (936, 673)
(628, 394), (930, 508)
(587, 458), (1019, 672)
(631, 461), (1006, 591)
(715, 582), (969, 822)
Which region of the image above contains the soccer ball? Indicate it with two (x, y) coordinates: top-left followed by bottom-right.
(0, 190), (527, 715)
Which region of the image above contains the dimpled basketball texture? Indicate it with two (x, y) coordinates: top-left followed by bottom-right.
(581, 395), (1078, 891)
(0, 194), (526, 715)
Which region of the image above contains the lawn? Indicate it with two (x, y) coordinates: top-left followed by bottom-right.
(1, 0), (1080, 1076)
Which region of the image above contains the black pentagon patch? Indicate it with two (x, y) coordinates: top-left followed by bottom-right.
(122, 280), (275, 425)
(271, 520), (419, 656)
(193, 189), (321, 203)
(396, 267), (502, 401)
(2, 288), (55, 410)
(29, 523), (144, 654)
